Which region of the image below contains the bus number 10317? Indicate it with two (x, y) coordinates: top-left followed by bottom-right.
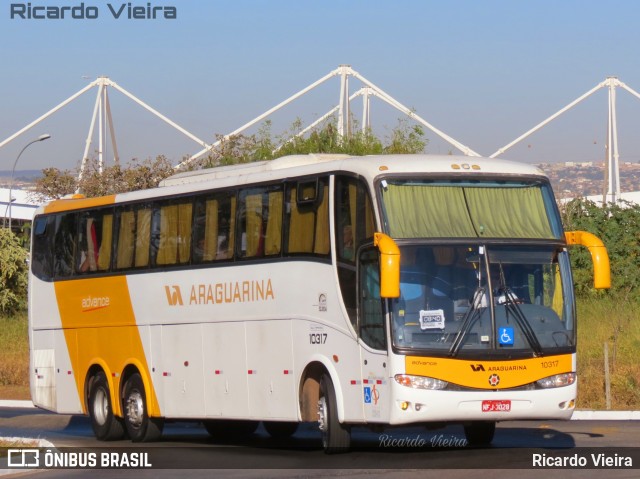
(309, 333), (327, 344)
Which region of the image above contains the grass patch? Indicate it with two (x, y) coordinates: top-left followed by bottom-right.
(0, 312), (29, 399)
(576, 296), (640, 410)
(0, 438), (39, 448)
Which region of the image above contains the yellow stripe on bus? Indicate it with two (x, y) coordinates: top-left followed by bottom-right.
(44, 195), (117, 214)
(405, 354), (573, 389)
(54, 276), (160, 417)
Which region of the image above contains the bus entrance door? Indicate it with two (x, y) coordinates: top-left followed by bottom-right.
(358, 247), (390, 423)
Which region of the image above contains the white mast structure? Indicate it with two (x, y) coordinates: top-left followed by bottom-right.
(179, 64), (481, 167)
(3, 67), (639, 205)
(491, 77), (640, 205)
(0, 76), (211, 182)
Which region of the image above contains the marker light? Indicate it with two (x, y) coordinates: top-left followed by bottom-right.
(536, 372), (576, 389)
(395, 374), (448, 390)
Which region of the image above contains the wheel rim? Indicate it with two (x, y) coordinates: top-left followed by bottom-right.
(125, 389), (144, 429)
(93, 386), (109, 426)
(317, 395), (329, 447)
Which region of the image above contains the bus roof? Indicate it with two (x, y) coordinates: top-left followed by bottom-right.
(161, 153), (547, 187)
(39, 154), (549, 214)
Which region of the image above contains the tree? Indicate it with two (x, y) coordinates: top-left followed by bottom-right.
(32, 156), (175, 201)
(0, 228), (28, 314)
(561, 198), (640, 299)
(32, 118), (428, 199)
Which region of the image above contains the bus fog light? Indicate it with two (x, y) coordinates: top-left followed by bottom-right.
(536, 372), (576, 389)
(559, 399), (576, 410)
(394, 374), (448, 390)
(415, 403), (423, 411)
(400, 401), (410, 411)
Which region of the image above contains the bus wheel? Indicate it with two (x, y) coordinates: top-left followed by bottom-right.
(203, 419), (260, 438)
(318, 374), (351, 453)
(122, 372), (164, 442)
(88, 372), (125, 441)
(463, 421), (496, 446)
(263, 421), (299, 438)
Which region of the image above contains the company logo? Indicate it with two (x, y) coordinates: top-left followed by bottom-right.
(81, 295), (110, 312)
(488, 374), (500, 387)
(164, 279), (275, 306)
(164, 286), (183, 306)
(470, 364), (485, 372)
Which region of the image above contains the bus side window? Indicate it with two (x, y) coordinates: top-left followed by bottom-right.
(193, 192), (236, 263)
(115, 208), (136, 270)
(238, 185), (283, 259)
(156, 201), (193, 266)
(335, 175), (376, 330)
(285, 177), (330, 256)
(77, 210), (113, 273)
(135, 207), (152, 267)
(31, 216), (54, 280)
(53, 213), (77, 278)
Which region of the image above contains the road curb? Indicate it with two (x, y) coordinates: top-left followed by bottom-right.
(0, 401), (34, 409)
(571, 410), (640, 420)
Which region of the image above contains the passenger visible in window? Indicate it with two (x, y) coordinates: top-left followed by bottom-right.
(217, 236), (229, 259)
(79, 218), (98, 272)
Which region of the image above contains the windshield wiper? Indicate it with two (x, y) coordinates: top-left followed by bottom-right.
(449, 286), (485, 357)
(502, 288), (544, 356)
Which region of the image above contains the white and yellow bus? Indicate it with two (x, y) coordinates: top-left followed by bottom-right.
(28, 153), (609, 452)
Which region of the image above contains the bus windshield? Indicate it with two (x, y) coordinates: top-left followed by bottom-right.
(390, 244), (575, 357)
(379, 179), (562, 239)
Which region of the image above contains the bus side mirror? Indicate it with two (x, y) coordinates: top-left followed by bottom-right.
(374, 232), (400, 298)
(565, 230), (611, 289)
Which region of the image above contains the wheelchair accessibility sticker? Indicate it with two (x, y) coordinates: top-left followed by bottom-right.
(364, 386), (371, 403)
(499, 327), (514, 346)
(363, 385), (380, 405)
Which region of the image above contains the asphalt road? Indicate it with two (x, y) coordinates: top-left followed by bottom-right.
(1, 406), (639, 478)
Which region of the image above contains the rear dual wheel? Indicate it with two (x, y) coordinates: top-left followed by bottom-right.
(88, 372), (125, 441)
(122, 372), (164, 442)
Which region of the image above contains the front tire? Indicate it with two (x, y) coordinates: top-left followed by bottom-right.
(463, 421), (496, 446)
(318, 374), (351, 453)
(88, 372), (125, 441)
(122, 372), (164, 442)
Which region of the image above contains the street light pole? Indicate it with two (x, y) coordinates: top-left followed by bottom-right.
(2, 198), (16, 228)
(7, 133), (51, 231)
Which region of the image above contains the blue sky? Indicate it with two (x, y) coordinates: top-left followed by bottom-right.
(1, 0), (640, 171)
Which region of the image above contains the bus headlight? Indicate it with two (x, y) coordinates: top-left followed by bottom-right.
(394, 374), (448, 390)
(536, 372), (576, 389)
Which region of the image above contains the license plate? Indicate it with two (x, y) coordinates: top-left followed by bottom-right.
(482, 400), (511, 412)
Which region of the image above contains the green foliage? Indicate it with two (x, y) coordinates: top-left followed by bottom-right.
(33, 119), (428, 199)
(193, 118), (426, 169)
(561, 198), (640, 298)
(32, 156), (175, 201)
(0, 229), (28, 314)
(382, 118), (427, 154)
